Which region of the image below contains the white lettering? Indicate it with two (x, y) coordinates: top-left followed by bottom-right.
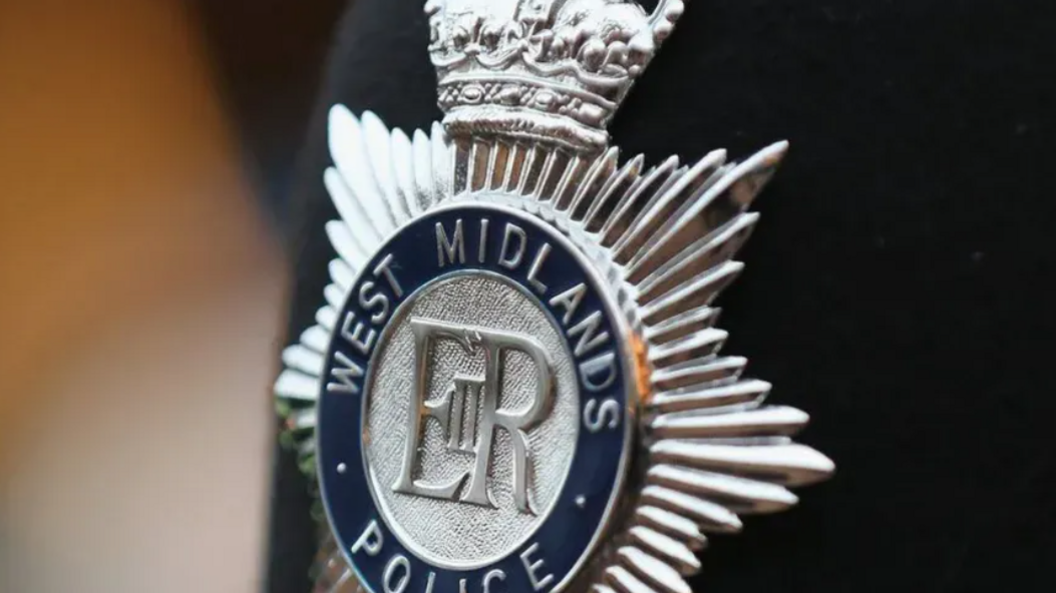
(326, 350), (364, 394)
(373, 253), (404, 298)
(498, 223), (526, 269)
(350, 520), (383, 556)
(383, 554), (410, 593)
(584, 397), (621, 432)
(568, 311), (609, 357)
(520, 543), (554, 591)
(548, 283), (586, 325)
(483, 569), (506, 593)
(341, 311), (376, 356)
(358, 280), (389, 324)
(436, 220), (465, 267)
(526, 243), (551, 294)
(580, 352), (617, 392)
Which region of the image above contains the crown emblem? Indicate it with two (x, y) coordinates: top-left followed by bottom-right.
(427, 0), (684, 151)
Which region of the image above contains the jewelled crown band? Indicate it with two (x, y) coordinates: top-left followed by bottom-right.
(427, 0), (685, 151)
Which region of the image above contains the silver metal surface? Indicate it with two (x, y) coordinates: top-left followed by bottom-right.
(365, 273), (579, 570)
(274, 2), (835, 592)
(392, 318), (556, 512)
(427, 0), (684, 151)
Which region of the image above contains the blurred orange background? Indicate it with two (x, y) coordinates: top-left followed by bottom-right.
(0, 1), (339, 591)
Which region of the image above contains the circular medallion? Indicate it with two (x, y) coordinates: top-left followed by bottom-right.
(318, 203), (634, 593)
(366, 273), (580, 569)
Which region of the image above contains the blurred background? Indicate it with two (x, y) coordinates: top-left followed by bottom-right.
(1, 1), (343, 591)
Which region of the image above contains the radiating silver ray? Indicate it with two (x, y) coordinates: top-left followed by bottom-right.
(650, 375), (768, 413)
(651, 441), (834, 487)
(324, 221), (368, 271)
(286, 407), (318, 430)
(323, 168), (383, 250)
(649, 357), (748, 393)
(611, 150), (726, 264)
(635, 506), (706, 549)
(430, 121), (452, 200)
(640, 261), (744, 325)
(535, 149), (570, 200)
(566, 147), (619, 216)
(646, 465), (798, 515)
(617, 547), (691, 593)
(518, 145), (539, 195)
(600, 156), (680, 247)
(328, 106), (396, 238)
(281, 345), (325, 378)
(651, 406), (809, 439)
(583, 154), (645, 232)
(643, 308), (721, 346)
(412, 128), (435, 211)
(328, 259), (355, 293)
(323, 284), (345, 310)
(390, 127), (419, 218)
(629, 526), (702, 575)
(552, 153), (589, 210)
(632, 213), (757, 300)
(500, 143), (524, 192)
(628, 143), (786, 288)
(467, 138), (490, 192)
(487, 140), (509, 190)
(299, 325), (331, 354)
(315, 305), (337, 332)
(649, 329), (728, 368)
(361, 111), (408, 224)
(606, 565), (656, 593)
(274, 369), (320, 402)
(639, 485), (743, 533)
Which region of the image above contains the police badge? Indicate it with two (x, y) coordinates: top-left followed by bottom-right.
(274, 1), (834, 592)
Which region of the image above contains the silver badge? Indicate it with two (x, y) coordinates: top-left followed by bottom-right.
(275, 2), (834, 592)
